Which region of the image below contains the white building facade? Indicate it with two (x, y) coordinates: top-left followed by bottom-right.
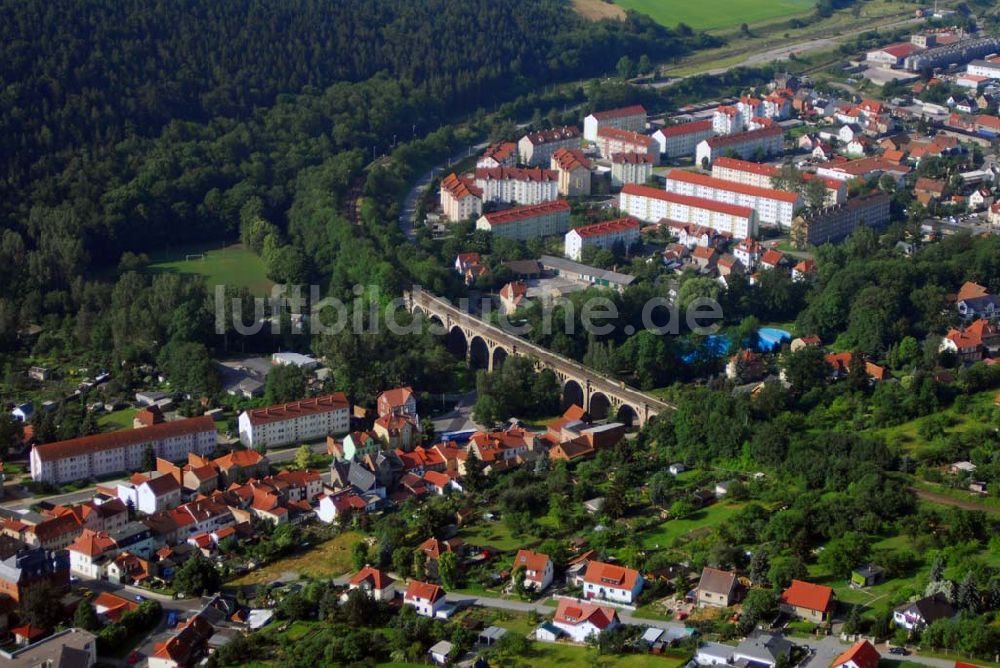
(238, 393), (350, 449)
(619, 184), (758, 239)
(664, 169), (801, 229)
(474, 167), (559, 205)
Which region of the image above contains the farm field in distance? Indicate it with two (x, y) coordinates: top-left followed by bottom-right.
(613, 0), (814, 31)
(146, 243), (274, 296)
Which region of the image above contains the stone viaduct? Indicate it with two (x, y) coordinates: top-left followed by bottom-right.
(404, 290), (674, 427)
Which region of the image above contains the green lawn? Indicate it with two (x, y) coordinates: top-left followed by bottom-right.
(99, 408), (138, 431)
(614, 0), (813, 30)
(230, 531), (364, 586)
(525, 643), (689, 668)
(146, 243), (273, 295)
(639, 502), (745, 550)
(459, 518), (543, 552)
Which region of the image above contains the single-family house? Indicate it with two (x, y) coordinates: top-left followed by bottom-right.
(893, 594), (955, 630)
(347, 565), (396, 601)
(779, 579), (834, 622)
(403, 580), (447, 618)
(513, 549), (554, 591)
(696, 567), (738, 608)
(582, 560), (643, 604)
(832, 640), (881, 668)
(548, 598), (619, 643)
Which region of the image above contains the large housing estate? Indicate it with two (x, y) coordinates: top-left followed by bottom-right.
(30, 417), (217, 484)
(237, 393), (350, 449)
(619, 184), (758, 239)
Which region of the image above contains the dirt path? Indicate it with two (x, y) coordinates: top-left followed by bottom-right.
(912, 487), (1000, 514)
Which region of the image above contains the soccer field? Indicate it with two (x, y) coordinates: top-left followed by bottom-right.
(147, 243), (274, 296)
(614, 0), (814, 30)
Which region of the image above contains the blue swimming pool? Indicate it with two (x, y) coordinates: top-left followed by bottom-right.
(680, 327), (792, 363)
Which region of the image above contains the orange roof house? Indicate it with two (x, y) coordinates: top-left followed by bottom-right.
(780, 579), (834, 621)
(831, 640), (881, 668)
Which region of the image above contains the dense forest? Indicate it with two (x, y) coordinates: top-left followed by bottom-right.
(0, 0), (716, 349)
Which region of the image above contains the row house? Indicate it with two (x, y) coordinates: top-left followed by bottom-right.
(595, 127), (659, 164)
(619, 184), (758, 239)
(583, 105), (646, 142)
(439, 173), (483, 222)
(564, 217), (641, 261)
(551, 148), (592, 197)
(695, 126), (784, 166)
(374, 413), (419, 451)
(519, 126), (581, 166)
(237, 393), (349, 449)
(652, 119), (714, 159)
(664, 169), (801, 229)
(475, 199), (571, 241)
(51, 498), (129, 536)
(30, 416), (217, 484)
(474, 166), (559, 206)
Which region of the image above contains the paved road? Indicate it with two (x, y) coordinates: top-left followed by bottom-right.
(399, 141), (492, 240)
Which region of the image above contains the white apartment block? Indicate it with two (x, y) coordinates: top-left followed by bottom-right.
(439, 173), (483, 222)
(564, 217), (640, 261)
(238, 393), (350, 449)
(476, 199), (571, 241)
(551, 148), (592, 197)
(610, 152), (653, 187)
(712, 106), (744, 135)
(966, 59), (1000, 79)
(664, 169), (801, 229)
(712, 156), (847, 205)
(519, 126), (581, 166)
(619, 184), (758, 239)
(583, 105), (647, 142)
(696, 127), (784, 166)
(653, 120), (715, 159)
(474, 167), (559, 206)
(30, 417), (217, 484)
(595, 127), (659, 164)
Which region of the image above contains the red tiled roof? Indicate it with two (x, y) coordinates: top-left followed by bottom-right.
(583, 560), (641, 591)
(761, 249), (785, 266)
(244, 393), (348, 426)
(441, 172), (482, 200)
(876, 43), (918, 59)
(552, 147), (591, 171)
(781, 579), (834, 612)
(621, 184), (754, 219)
(832, 640), (880, 668)
(524, 126), (580, 145)
(474, 166), (558, 183)
(957, 281), (989, 301)
(704, 126), (783, 148)
(514, 549), (551, 576)
(596, 127), (655, 146)
(480, 199), (570, 226)
(69, 529), (116, 557)
(481, 142), (517, 162)
(590, 105), (646, 121)
(611, 151), (653, 164)
(33, 416), (216, 462)
(214, 449), (264, 470)
(350, 565), (394, 590)
(553, 598), (617, 629)
(666, 169), (800, 203)
(405, 579), (445, 602)
(658, 119), (713, 137)
(571, 218), (640, 239)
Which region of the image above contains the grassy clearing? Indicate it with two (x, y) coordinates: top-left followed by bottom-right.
(572, 0), (626, 21)
(146, 242), (273, 296)
(458, 517), (544, 552)
(614, 0), (813, 31)
(99, 408), (138, 431)
(230, 531), (364, 586)
(525, 643), (688, 668)
(639, 502), (745, 550)
(873, 387), (1000, 455)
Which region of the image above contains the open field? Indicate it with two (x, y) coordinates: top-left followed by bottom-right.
(99, 408), (138, 431)
(146, 243), (273, 296)
(614, 0), (813, 31)
(229, 531), (363, 586)
(639, 502), (744, 550)
(572, 0), (626, 21)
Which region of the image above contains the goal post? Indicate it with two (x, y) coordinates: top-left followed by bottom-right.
(185, 253), (205, 262)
